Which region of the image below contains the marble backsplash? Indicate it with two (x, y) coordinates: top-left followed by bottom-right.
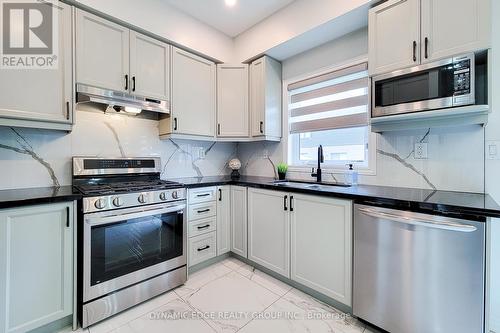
(238, 125), (485, 193)
(0, 104), (237, 190)
(0, 103), (485, 193)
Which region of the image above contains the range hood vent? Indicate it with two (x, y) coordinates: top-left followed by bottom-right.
(76, 84), (170, 114)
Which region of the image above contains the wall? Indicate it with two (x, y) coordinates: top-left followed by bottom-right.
(233, 0), (372, 62)
(239, 28), (485, 193)
(72, 0), (234, 62)
(0, 106), (236, 190)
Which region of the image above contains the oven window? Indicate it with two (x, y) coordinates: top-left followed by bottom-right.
(90, 211), (183, 285)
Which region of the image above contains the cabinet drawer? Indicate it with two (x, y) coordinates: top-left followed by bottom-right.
(188, 201), (216, 221)
(189, 187), (217, 204)
(189, 231), (216, 266)
(189, 216), (216, 237)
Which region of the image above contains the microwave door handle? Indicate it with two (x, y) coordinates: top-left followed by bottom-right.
(86, 204), (185, 226)
(358, 207), (477, 233)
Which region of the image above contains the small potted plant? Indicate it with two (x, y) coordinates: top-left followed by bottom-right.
(277, 162), (288, 180)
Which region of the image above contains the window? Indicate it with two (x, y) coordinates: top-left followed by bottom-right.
(287, 62), (373, 170)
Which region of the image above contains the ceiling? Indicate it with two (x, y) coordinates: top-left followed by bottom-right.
(164, 0), (296, 37)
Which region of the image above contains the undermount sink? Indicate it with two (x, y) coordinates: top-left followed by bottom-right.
(272, 180), (351, 188)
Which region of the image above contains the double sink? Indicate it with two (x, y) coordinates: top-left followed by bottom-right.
(271, 180), (351, 190)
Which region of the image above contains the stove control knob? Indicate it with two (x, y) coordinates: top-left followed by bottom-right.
(112, 197), (124, 207)
(159, 192), (167, 201)
(94, 198), (106, 210)
(138, 194), (147, 204)
(172, 191), (179, 199)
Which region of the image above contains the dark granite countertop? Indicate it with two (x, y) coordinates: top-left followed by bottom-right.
(0, 186), (82, 209)
(171, 175), (500, 219)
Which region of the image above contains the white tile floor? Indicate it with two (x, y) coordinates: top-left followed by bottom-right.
(66, 258), (378, 333)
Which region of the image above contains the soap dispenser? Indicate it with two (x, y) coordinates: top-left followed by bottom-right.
(345, 164), (358, 185)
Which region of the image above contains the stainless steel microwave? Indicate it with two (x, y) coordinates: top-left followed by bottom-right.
(372, 53), (475, 118)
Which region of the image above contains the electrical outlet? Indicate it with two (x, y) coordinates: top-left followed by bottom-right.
(414, 143), (428, 159)
(486, 141), (500, 160)
(198, 147), (206, 159)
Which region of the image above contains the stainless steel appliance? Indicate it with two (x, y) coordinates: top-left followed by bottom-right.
(73, 157), (187, 328)
(76, 84), (170, 114)
(372, 53), (477, 117)
(353, 204), (485, 333)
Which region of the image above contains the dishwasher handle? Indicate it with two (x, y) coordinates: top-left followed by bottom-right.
(357, 207), (477, 232)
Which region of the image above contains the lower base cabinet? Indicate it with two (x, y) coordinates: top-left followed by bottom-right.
(291, 194), (352, 306)
(247, 188), (290, 278)
(230, 186), (248, 258)
(0, 202), (75, 333)
(216, 186), (231, 255)
(189, 231), (217, 266)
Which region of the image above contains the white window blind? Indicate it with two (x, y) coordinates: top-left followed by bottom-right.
(288, 62), (369, 134)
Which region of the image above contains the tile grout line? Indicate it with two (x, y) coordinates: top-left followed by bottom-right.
(235, 287), (286, 333)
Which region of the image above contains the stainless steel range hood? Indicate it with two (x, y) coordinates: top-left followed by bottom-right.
(76, 84), (170, 114)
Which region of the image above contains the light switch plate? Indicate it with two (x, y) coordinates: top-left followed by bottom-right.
(414, 143), (428, 159)
(486, 141), (500, 160)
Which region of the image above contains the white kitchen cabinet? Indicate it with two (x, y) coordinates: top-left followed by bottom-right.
(76, 9), (130, 92)
(129, 31), (170, 101)
(290, 194), (352, 306)
(368, 0), (421, 76)
(249, 56), (282, 140)
(216, 186), (231, 255)
(0, 202), (75, 333)
(230, 186), (248, 258)
(369, 0), (491, 76)
(0, 1), (73, 131)
(247, 188), (290, 278)
(420, 0), (491, 62)
(189, 232), (217, 267)
(163, 47), (216, 139)
(217, 64), (249, 138)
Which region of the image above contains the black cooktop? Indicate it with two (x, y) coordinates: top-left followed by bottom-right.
(73, 179), (183, 196)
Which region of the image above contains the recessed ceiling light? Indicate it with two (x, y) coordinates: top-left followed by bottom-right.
(225, 0), (237, 7)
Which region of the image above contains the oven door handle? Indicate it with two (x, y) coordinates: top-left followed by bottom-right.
(85, 204), (186, 226)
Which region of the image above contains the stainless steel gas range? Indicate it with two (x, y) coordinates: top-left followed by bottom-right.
(72, 157), (187, 328)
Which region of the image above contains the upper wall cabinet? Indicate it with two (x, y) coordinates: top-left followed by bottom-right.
(76, 9), (129, 92)
(368, 0), (421, 76)
(249, 56), (282, 141)
(420, 0), (491, 63)
(76, 10), (170, 101)
(129, 32), (170, 101)
(160, 47), (216, 140)
(217, 64), (249, 139)
(0, 1), (73, 131)
(369, 0), (491, 76)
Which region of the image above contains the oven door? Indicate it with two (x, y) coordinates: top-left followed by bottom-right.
(372, 54), (474, 117)
(83, 202), (186, 302)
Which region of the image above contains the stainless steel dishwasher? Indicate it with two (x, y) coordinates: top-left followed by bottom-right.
(353, 204), (485, 333)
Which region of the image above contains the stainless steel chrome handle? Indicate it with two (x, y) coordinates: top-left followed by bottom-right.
(358, 207), (477, 232)
(86, 204), (185, 226)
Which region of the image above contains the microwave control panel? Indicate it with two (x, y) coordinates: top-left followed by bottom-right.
(453, 60), (471, 96)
